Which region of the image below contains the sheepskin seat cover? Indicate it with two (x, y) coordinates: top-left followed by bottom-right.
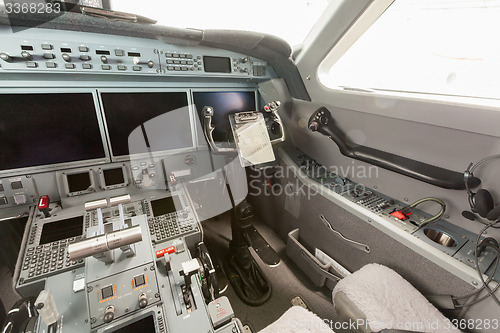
(259, 306), (333, 333)
(332, 263), (459, 333)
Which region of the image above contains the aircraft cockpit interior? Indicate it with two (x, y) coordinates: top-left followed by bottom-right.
(0, 1), (499, 333)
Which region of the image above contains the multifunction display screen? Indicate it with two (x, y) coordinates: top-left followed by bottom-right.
(101, 92), (192, 157)
(0, 93), (106, 171)
(40, 216), (83, 245)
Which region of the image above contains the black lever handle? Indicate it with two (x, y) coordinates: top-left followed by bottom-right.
(308, 107), (478, 190)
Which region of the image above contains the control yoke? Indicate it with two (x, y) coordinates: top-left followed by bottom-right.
(202, 106), (237, 154)
(202, 101), (282, 155)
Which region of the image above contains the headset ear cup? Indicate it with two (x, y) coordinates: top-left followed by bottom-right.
(487, 205), (500, 221)
(475, 189), (494, 218)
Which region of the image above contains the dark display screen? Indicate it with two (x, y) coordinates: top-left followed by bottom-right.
(103, 167), (125, 186)
(203, 56), (231, 73)
(67, 172), (91, 193)
(193, 91), (256, 143)
(0, 93), (106, 171)
(40, 216), (83, 245)
(101, 92), (191, 157)
(109, 315), (155, 333)
(151, 196), (181, 217)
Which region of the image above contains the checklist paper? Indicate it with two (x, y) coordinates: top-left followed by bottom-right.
(232, 114), (275, 167)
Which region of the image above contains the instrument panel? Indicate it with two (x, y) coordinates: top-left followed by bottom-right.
(14, 183), (242, 333)
(0, 22), (276, 333)
(0, 27), (272, 78)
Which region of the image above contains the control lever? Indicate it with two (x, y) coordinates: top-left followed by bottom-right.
(67, 225), (142, 262)
(202, 106), (237, 154)
(96, 208), (105, 236)
(180, 259), (200, 312)
(180, 259), (201, 288)
(117, 204), (136, 257)
(155, 253), (182, 315)
(37, 195), (51, 218)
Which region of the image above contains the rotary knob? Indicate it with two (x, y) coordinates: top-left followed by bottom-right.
(308, 121), (319, 132)
(103, 305), (115, 323)
(21, 51), (32, 60)
(62, 53), (71, 62)
(184, 154), (195, 165)
(0, 53), (12, 62)
(138, 293), (148, 309)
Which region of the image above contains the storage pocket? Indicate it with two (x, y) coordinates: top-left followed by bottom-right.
(286, 228), (341, 288)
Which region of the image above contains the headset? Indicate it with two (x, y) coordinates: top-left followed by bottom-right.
(464, 154), (500, 220)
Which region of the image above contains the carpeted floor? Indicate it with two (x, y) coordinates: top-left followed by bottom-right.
(0, 266), (20, 325)
(201, 212), (337, 332)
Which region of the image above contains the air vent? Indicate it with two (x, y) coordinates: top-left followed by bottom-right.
(96, 50), (110, 55)
(61, 47), (72, 53)
(128, 52), (141, 57)
(21, 45), (33, 51)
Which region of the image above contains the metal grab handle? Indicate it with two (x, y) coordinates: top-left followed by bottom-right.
(319, 214), (370, 253)
(202, 106), (237, 154)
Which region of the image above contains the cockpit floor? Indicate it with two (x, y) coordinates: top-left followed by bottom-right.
(202, 213), (336, 332)
(0, 266), (20, 318)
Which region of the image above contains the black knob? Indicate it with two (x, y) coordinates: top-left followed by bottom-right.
(319, 115), (329, 125)
(21, 51), (32, 60)
(138, 293), (148, 309)
(0, 53), (12, 62)
(103, 305), (115, 323)
(308, 121), (319, 132)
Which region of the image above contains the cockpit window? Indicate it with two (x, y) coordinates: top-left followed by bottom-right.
(319, 0), (500, 100)
(109, 0), (330, 47)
